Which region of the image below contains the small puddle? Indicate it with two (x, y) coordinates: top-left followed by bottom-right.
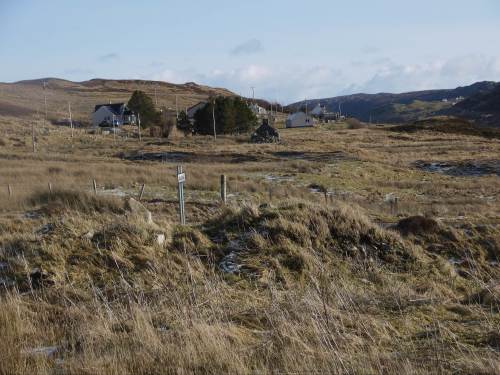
(265, 174), (294, 182)
(219, 251), (241, 274)
(414, 160), (500, 177)
(218, 239), (244, 274)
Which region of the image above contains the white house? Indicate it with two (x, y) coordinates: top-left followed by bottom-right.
(310, 103), (326, 117)
(92, 103), (136, 127)
(285, 112), (314, 128)
(250, 103), (267, 116)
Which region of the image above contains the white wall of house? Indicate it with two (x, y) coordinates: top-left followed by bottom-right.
(250, 103), (267, 116)
(285, 112), (314, 128)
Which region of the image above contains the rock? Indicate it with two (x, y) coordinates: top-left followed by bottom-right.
(23, 346), (58, 358)
(126, 198), (154, 225)
(156, 234), (166, 246)
(83, 230), (95, 240)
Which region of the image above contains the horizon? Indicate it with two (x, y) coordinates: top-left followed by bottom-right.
(5, 76), (498, 105)
(1, 0), (500, 102)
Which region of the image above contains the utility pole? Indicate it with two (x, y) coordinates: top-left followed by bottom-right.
(251, 87), (255, 102)
(154, 85), (158, 106)
(43, 81), (48, 125)
(112, 114), (116, 143)
(32, 118), (36, 153)
(137, 113), (142, 141)
(68, 102), (73, 138)
(175, 94), (179, 119)
(212, 99), (217, 141)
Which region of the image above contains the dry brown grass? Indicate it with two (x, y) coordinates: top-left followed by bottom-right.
(0, 115), (498, 374)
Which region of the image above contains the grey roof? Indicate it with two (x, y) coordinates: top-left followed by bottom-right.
(94, 103), (126, 115)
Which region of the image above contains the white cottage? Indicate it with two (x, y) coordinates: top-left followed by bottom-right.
(285, 112), (314, 128)
(92, 103), (136, 127)
(250, 103), (267, 116)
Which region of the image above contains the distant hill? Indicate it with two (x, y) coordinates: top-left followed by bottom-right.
(0, 78), (235, 122)
(442, 83), (500, 126)
(287, 81), (498, 125)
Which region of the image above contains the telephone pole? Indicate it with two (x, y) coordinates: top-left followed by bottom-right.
(175, 94), (179, 119)
(212, 99), (217, 141)
(32, 119), (36, 153)
(68, 102), (73, 138)
(137, 113), (142, 142)
(43, 81), (48, 126)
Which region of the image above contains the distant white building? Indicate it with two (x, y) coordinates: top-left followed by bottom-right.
(310, 103), (326, 117)
(285, 112), (314, 128)
(92, 103), (135, 127)
(250, 103), (267, 116)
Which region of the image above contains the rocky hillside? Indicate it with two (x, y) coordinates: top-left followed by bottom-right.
(288, 81), (498, 124)
(0, 78), (235, 122)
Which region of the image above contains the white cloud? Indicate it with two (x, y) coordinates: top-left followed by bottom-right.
(147, 54), (500, 103)
(348, 54), (500, 94)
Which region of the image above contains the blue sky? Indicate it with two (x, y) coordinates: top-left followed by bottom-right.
(1, 0), (500, 102)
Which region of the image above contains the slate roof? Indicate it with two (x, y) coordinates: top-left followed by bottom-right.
(94, 103), (126, 115)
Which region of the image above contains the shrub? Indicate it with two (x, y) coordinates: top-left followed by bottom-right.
(345, 118), (367, 129)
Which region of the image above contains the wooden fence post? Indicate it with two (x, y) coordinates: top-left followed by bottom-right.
(220, 175), (227, 204)
(93, 179), (97, 195)
(48, 182), (52, 194)
(138, 183), (145, 201)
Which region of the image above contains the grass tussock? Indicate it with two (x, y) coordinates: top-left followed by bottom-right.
(29, 189), (125, 215)
(204, 200), (424, 286)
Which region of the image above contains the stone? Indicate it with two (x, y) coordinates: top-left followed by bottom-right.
(83, 230), (95, 240)
(126, 198), (154, 225)
(156, 234), (166, 246)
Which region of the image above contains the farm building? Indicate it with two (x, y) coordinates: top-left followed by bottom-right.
(286, 112), (314, 128)
(92, 103), (136, 127)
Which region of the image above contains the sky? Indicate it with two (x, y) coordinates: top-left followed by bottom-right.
(1, 0), (500, 103)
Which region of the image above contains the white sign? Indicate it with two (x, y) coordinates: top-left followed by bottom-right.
(177, 173), (186, 183)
